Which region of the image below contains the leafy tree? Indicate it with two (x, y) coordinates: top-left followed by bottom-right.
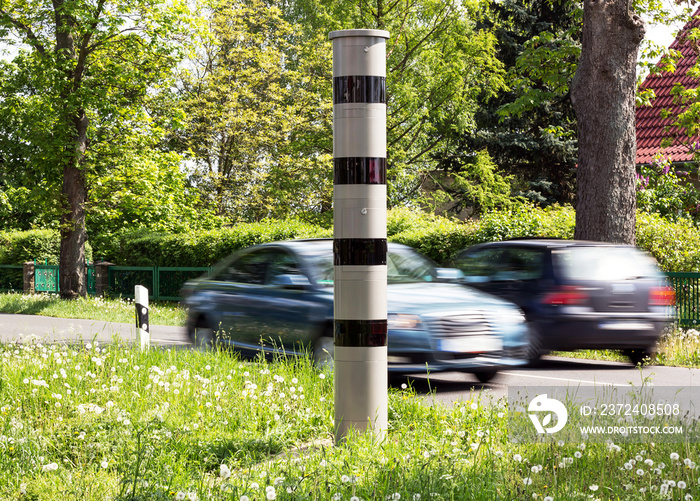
(453, 0), (581, 207)
(87, 133), (224, 237)
(172, 0), (333, 224)
(284, 0), (507, 208)
(0, 0), (195, 297)
(423, 149), (515, 217)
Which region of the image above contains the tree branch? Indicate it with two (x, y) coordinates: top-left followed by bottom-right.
(0, 9), (47, 55)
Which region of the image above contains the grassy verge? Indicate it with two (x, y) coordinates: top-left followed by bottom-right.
(0, 292), (185, 326)
(2, 341), (699, 501)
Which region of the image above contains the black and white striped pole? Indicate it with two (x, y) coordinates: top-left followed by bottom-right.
(135, 285), (150, 351)
(329, 29), (389, 441)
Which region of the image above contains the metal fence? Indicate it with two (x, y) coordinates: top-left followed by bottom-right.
(667, 272), (700, 328)
(35, 263), (59, 293)
(108, 266), (210, 301)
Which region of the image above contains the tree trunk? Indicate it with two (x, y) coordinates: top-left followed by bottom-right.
(55, 0), (88, 299)
(570, 0), (645, 244)
(59, 110), (89, 299)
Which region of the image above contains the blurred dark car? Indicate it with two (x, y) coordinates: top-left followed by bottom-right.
(182, 239), (529, 382)
(447, 239), (676, 365)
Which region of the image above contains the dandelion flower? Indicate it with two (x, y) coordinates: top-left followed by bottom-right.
(101, 461), (108, 469)
(175, 493), (186, 500)
(341, 475), (350, 483)
(514, 454), (523, 462)
(671, 453), (680, 461)
(636, 469), (644, 476)
(266, 488), (276, 500)
(679, 481), (687, 489)
(220, 464), (231, 479)
(574, 452), (582, 458)
(523, 478), (532, 485)
(685, 495), (693, 501)
(589, 485), (598, 491)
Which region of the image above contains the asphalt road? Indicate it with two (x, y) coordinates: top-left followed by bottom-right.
(402, 357), (700, 407)
(0, 313), (189, 347)
(3, 313), (699, 409)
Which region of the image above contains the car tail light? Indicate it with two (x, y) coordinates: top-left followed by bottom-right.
(650, 286), (676, 306)
(541, 286), (589, 306)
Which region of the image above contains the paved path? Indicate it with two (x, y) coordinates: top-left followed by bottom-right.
(0, 313), (190, 347)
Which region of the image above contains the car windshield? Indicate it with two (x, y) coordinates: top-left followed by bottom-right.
(297, 244), (438, 286)
(553, 246), (662, 281)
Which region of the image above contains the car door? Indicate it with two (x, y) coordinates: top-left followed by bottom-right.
(206, 248), (272, 346)
(252, 248), (326, 354)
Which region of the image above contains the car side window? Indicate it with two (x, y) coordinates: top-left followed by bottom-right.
(264, 250), (307, 285)
(215, 250), (270, 284)
(453, 248), (505, 282)
(496, 248), (545, 281)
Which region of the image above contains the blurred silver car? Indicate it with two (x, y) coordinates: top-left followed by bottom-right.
(182, 239), (529, 382)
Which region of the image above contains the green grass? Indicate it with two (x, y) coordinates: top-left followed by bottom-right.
(0, 292), (185, 326)
(1, 341), (699, 500)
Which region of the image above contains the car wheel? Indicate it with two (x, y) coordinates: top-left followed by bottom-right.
(474, 370), (498, 384)
(624, 348), (653, 366)
(313, 335), (334, 369)
(527, 327), (543, 366)
(191, 321), (216, 350)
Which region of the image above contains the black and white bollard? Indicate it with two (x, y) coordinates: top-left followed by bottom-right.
(135, 285), (150, 351)
(329, 29), (390, 441)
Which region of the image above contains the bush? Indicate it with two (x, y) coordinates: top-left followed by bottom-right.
(94, 219), (332, 266)
(636, 211), (700, 272)
(0, 229), (93, 265)
(470, 203), (576, 243)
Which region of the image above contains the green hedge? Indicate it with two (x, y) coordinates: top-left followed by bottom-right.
(3, 206), (700, 272)
(0, 229), (93, 265)
(93, 219), (332, 267)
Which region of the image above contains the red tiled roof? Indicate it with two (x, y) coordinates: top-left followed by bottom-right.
(636, 10), (700, 164)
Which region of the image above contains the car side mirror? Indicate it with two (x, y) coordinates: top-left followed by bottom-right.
(435, 268), (464, 282)
(271, 274), (311, 290)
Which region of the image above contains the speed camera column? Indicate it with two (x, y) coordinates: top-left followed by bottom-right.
(329, 29), (390, 442)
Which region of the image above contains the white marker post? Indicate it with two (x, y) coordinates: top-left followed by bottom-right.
(135, 285), (150, 350)
(329, 29), (390, 442)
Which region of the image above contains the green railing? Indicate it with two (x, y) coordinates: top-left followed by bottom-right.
(108, 266), (210, 301)
(667, 272), (700, 327)
(0, 264), (23, 292)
